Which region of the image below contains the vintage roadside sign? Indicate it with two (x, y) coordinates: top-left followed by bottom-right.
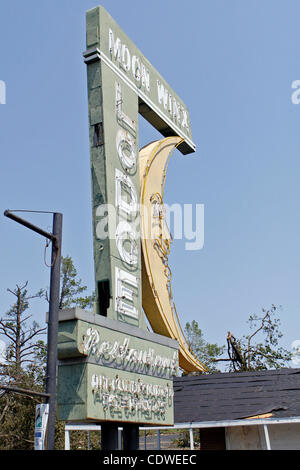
(57, 5), (196, 426)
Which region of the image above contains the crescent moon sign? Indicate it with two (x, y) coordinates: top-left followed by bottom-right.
(139, 136), (208, 373)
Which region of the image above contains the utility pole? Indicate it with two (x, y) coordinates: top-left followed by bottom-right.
(45, 212), (62, 450)
(4, 210), (62, 450)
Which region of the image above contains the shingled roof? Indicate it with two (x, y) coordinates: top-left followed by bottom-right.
(173, 368), (300, 423)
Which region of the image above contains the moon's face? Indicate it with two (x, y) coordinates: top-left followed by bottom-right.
(139, 137), (207, 373)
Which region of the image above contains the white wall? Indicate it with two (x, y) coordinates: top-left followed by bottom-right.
(225, 423), (300, 450)
(267, 423), (300, 450)
(225, 425), (265, 450)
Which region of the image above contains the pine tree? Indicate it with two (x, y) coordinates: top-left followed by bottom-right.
(0, 256), (95, 449)
(184, 320), (224, 373)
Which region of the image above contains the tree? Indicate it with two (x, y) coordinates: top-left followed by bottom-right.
(0, 373), (42, 449)
(0, 255), (95, 449)
(184, 306), (292, 374)
(57, 255), (95, 310)
(0, 282), (47, 449)
(184, 320), (225, 373)
(177, 308), (292, 449)
(215, 305), (292, 372)
(0, 282), (45, 372)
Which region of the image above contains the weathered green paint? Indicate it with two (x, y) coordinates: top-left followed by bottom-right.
(84, 6), (195, 328)
(85, 6), (195, 155)
(58, 363), (174, 425)
(58, 310), (178, 378)
(86, 34), (143, 327)
(57, 309), (178, 425)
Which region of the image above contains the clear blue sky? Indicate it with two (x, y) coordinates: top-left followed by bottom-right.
(0, 0), (300, 361)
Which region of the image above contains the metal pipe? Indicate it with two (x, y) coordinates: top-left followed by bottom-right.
(157, 429), (161, 450)
(118, 428), (122, 450)
(45, 212), (62, 450)
(4, 210), (58, 246)
(0, 384), (50, 399)
(263, 424), (271, 450)
(65, 430), (71, 451)
(189, 428), (194, 450)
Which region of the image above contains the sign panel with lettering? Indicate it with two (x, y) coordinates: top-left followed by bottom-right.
(57, 309), (178, 425)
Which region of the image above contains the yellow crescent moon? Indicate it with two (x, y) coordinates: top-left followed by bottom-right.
(139, 136), (208, 373)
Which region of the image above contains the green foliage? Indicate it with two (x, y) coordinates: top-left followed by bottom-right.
(184, 306), (292, 374)
(0, 282), (45, 370)
(184, 320), (225, 373)
(0, 282), (48, 449)
(173, 429), (200, 449)
(0, 256), (95, 450)
(0, 364), (44, 449)
(225, 305), (292, 372)
(58, 256), (95, 310)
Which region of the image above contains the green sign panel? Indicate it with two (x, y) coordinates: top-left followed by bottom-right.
(57, 309), (178, 425)
(84, 6), (195, 155)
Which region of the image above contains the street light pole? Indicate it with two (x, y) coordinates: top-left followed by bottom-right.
(4, 210), (63, 450)
(45, 212), (62, 450)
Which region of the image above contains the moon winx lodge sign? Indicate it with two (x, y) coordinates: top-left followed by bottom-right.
(57, 5), (206, 427)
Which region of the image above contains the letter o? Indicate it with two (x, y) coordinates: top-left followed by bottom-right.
(132, 55), (141, 81)
(116, 129), (137, 170)
(116, 221), (138, 266)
